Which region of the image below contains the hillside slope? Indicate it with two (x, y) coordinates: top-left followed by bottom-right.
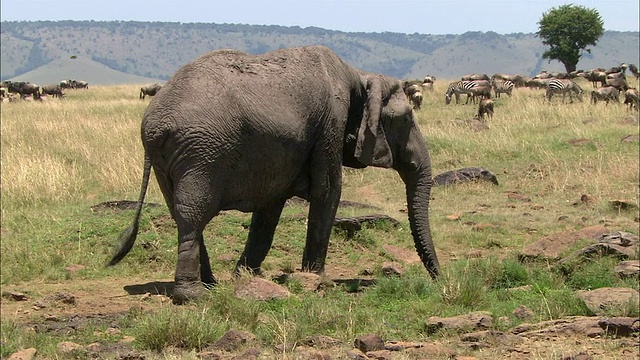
(7, 57), (162, 86)
(1, 21), (638, 84)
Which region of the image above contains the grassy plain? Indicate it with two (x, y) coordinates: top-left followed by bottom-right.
(1, 79), (639, 359)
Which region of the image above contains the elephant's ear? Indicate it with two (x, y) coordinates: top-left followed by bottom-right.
(354, 76), (393, 168)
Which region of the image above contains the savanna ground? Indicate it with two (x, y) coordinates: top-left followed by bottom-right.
(1, 78), (639, 359)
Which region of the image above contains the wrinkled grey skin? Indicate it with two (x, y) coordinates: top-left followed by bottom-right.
(108, 45), (440, 304)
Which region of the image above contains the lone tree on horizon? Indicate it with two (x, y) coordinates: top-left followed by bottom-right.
(537, 4), (604, 73)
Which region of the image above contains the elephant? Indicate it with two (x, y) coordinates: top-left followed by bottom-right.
(108, 45), (440, 304)
(139, 83), (163, 99)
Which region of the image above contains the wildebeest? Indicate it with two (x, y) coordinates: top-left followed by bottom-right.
(41, 84), (65, 98)
(477, 98), (494, 120)
(461, 73), (490, 81)
(605, 76), (629, 91)
(624, 88), (639, 111)
(409, 90), (423, 110)
(581, 70), (607, 88)
(72, 80), (89, 89)
(140, 83), (163, 100)
(423, 75), (436, 84)
(4, 81), (41, 99)
(467, 85), (491, 105)
(590, 86), (620, 105)
(60, 79), (74, 89)
(491, 73), (525, 87)
(433, 167), (499, 186)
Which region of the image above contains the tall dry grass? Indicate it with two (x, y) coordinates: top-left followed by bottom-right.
(1, 85), (164, 208)
(2, 80), (638, 232)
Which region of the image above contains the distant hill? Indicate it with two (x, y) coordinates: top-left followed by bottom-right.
(1, 21), (638, 84)
(7, 57), (162, 85)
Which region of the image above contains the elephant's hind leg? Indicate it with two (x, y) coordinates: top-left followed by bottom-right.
(199, 234), (216, 287)
(171, 177), (219, 304)
(235, 198), (287, 275)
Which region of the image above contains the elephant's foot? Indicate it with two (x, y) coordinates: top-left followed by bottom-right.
(172, 281), (206, 305)
(234, 263), (263, 277)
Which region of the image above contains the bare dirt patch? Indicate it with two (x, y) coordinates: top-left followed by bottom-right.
(2, 274), (638, 359)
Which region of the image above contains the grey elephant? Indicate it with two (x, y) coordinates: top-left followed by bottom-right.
(139, 83), (163, 99)
(108, 45), (440, 304)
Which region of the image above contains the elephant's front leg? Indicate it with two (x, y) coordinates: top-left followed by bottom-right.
(235, 199), (287, 275)
(302, 158), (342, 273)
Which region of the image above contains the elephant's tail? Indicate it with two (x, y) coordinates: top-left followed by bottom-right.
(107, 153), (152, 267)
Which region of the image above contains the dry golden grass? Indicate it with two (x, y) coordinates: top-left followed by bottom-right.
(1, 80), (638, 259)
(1, 85), (162, 207)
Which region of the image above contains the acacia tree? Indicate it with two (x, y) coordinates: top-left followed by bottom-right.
(536, 4), (604, 73)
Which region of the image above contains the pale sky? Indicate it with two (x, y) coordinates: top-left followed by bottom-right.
(1, 0), (638, 34)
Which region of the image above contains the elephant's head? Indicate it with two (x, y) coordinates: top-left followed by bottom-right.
(343, 73), (440, 279)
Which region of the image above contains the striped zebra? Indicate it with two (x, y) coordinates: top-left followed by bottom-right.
(445, 80), (478, 105)
(492, 80), (514, 98)
(546, 79), (583, 103)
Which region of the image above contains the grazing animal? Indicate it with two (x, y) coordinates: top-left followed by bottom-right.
(492, 80), (514, 98)
(140, 83), (163, 100)
(590, 86), (620, 105)
(492, 73), (525, 87)
(433, 167), (499, 186)
(583, 70), (607, 88)
(605, 66), (623, 75)
(73, 80), (89, 89)
(107, 45), (441, 304)
(467, 85), (491, 105)
(546, 79), (583, 103)
(533, 71), (553, 79)
(461, 73), (489, 81)
(60, 80), (74, 89)
(403, 83), (422, 98)
(6, 81), (41, 99)
(445, 80), (488, 105)
(423, 75), (436, 84)
(409, 90), (423, 110)
(421, 82), (434, 92)
(605, 76), (629, 91)
(525, 78), (551, 89)
(627, 64), (639, 79)
(40, 84), (65, 98)
(624, 88), (639, 111)
(477, 98), (494, 120)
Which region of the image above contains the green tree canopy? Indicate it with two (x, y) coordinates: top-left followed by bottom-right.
(536, 4), (604, 73)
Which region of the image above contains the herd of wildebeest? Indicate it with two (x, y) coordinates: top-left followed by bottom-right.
(1, 62), (638, 120)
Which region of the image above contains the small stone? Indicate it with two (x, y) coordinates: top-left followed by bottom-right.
(2, 291), (29, 301)
(7, 348), (37, 360)
(512, 305), (535, 320)
(354, 334), (385, 352)
(57, 341), (84, 355)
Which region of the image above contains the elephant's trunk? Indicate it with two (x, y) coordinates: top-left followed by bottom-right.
(398, 166), (440, 279)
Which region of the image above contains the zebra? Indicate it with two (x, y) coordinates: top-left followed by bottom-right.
(546, 79), (583, 103)
(445, 80), (479, 105)
(491, 80), (514, 98)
